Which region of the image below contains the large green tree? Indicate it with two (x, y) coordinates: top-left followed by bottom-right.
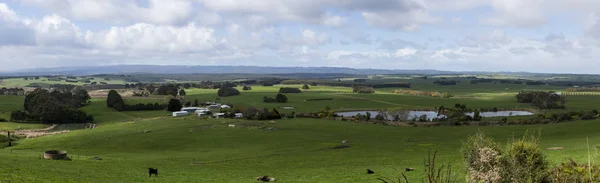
(106, 90), (125, 110)
(167, 99), (183, 112)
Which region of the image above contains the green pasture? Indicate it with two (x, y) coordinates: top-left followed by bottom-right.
(1, 117), (600, 182)
(1, 80), (600, 182)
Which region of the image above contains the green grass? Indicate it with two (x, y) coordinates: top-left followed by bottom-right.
(0, 122), (47, 131)
(1, 117), (600, 182)
(2, 81), (600, 182)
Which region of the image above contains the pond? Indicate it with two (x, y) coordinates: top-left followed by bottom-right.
(335, 110), (533, 120)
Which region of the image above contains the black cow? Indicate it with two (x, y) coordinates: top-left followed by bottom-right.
(148, 168), (158, 177)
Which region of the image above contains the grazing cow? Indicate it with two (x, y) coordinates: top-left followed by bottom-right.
(367, 169), (375, 174)
(341, 139), (348, 144)
(256, 175), (276, 182)
(148, 168), (158, 177)
(405, 167), (414, 172)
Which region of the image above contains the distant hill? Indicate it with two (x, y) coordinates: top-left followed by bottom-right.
(0, 65), (461, 76)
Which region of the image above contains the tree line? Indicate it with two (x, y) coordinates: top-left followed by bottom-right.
(515, 91), (565, 109)
(11, 88), (93, 123)
(0, 88), (26, 96)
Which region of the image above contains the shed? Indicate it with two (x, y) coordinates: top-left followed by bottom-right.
(209, 104), (221, 110)
(172, 111), (189, 117)
(234, 113), (243, 118)
(221, 105), (231, 109)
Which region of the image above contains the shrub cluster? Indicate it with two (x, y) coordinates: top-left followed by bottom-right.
(263, 93), (288, 103)
(463, 132), (549, 183)
(392, 89), (453, 98)
(217, 87), (240, 97)
(516, 91), (565, 109)
(244, 107), (282, 120)
(279, 87), (301, 93)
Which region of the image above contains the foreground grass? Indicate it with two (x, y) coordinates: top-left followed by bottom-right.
(1, 117), (599, 182)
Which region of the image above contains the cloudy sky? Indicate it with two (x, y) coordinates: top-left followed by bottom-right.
(1, 0), (600, 73)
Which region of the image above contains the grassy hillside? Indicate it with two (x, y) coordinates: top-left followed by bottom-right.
(1, 79), (600, 182)
(1, 117), (599, 182)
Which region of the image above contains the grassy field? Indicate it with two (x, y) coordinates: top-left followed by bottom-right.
(1, 80), (600, 182)
(1, 117), (599, 182)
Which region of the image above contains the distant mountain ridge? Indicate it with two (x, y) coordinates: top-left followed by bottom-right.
(0, 65), (531, 76)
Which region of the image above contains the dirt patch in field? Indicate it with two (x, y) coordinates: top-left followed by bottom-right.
(88, 89), (164, 99)
(2, 124), (70, 138)
(546, 147), (564, 150)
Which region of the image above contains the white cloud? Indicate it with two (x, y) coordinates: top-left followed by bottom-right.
(3, 1), (600, 73)
(84, 23), (216, 52)
(323, 15), (347, 27)
(301, 29), (330, 46)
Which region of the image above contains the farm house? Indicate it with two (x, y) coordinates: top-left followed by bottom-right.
(172, 111), (189, 117)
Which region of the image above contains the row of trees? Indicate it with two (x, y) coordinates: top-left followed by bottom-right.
(515, 91), (565, 109)
(0, 88), (26, 96)
(352, 86), (375, 93)
(433, 80), (458, 85)
(11, 88), (93, 123)
(279, 87), (302, 93)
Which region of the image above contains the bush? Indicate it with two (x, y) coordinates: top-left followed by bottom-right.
(549, 158), (600, 182)
(263, 96), (276, 103)
(275, 93), (288, 103)
(463, 132), (504, 183)
(279, 87), (301, 93)
(302, 84), (309, 89)
(243, 86), (252, 90)
(0, 118), (7, 122)
(502, 132), (549, 183)
(217, 87), (240, 97)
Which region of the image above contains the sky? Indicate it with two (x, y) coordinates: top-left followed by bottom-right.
(1, 0), (600, 74)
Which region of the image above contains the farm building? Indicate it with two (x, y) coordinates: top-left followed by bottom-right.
(195, 108), (210, 114)
(172, 111), (189, 117)
(213, 113), (225, 119)
(181, 107), (198, 113)
(234, 113), (243, 118)
(221, 105), (231, 109)
(197, 113), (207, 117)
(209, 104), (221, 110)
